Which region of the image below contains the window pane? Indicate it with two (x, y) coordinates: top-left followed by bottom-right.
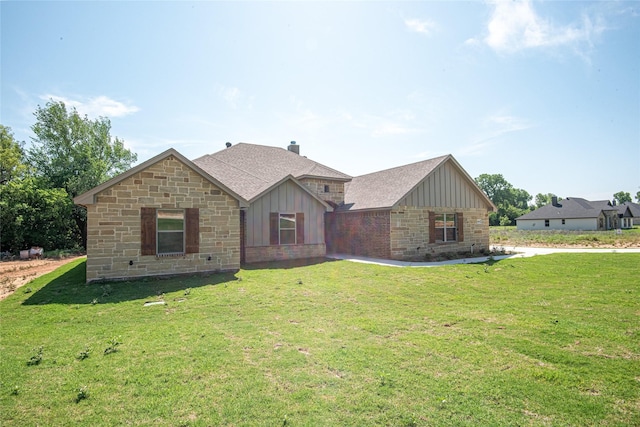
(280, 229), (296, 245)
(158, 232), (184, 253)
(158, 210), (184, 231)
(280, 214), (296, 230)
(446, 227), (457, 241)
(435, 228), (444, 241)
(445, 215), (456, 229)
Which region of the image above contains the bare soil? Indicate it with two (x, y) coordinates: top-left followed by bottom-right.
(0, 256), (85, 301)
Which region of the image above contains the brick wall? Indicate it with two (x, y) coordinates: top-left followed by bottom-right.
(325, 211), (391, 259)
(298, 178), (345, 205)
(244, 244), (326, 263)
(390, 207), (490, 260)
(85, 156), (241, 282)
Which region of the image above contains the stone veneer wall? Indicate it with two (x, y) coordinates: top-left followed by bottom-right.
(85, 156), (241, 282)
(244, 244), (326, 263)
(390, 207), (490, 260)
(325, 211), (391, 259)
(299, 178), (345, 205)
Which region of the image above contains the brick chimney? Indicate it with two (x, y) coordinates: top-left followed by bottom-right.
(287, 141), (300, 155)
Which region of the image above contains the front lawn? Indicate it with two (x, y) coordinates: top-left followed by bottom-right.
(1, 255), (638, 426)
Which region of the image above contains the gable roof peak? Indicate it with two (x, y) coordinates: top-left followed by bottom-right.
(340, 153), (494, 211)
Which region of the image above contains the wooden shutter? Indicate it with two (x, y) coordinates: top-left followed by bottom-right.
(296, 212), (305, 245)
(457, 212), (464, 242)
(428, 211), (436, 244)
(141, 207), (157, 256)
(185, 208), (199, 254)
(269, 212), (279, 245)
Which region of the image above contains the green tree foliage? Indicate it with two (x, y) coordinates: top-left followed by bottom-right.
(27, 101), (137, 248)
(0, 176), (76, 252)
(636, 191), (640, 203)
(613, 191), (632, 204)
(475, 173), (532, 226)
(29, 101), (137, 197)
(0, 125), (27, 184)
(534, 193), (561, 208)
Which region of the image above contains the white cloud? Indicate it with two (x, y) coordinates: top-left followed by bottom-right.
(217, 85), (254, 110)
(340, 110), (421, 138)
(460, 111), (532, 156)
(481, 0), (605, 54)
(221, 86), (240, 109)
(405, 18), (437, 36)
(371, 122), (418, 138)
(40, 94), (139, 117)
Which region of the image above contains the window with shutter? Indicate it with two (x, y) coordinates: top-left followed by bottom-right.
(270, 212), (305, 245)
(433, 213), (459, 242)
(140, 208), (199, 256)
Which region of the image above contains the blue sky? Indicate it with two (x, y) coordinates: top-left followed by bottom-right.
(2, 1), (639, 202)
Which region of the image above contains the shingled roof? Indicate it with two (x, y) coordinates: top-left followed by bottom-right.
(517, 197), (618, 221)
(338, 154), (494, 211)
(193, 143), (351, 201)
(620, 201), (640, 217)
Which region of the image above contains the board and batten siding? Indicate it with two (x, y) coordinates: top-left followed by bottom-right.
(398, 162), (486, 209)
(245, 180), (326, 246)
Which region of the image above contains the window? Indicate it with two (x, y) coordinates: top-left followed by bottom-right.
(157, 210), (185, 254)
(429, 212), (464, 244)
(141, 208), (199, 256)
(562, 219), (565, 225)
(324, 185), (330, 193)
(270, 212), (305, 246)
(545, 219), (550, 227)
(279, 213), (296, 245)
(435, 213), (457, 242)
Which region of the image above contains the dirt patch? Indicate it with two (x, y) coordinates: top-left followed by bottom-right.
(0, 256), (85, 301)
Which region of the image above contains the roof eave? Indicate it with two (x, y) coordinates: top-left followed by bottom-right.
(296, 174), (352, 182)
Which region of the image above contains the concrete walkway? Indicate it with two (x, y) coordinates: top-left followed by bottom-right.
(327, 246), (640, 268)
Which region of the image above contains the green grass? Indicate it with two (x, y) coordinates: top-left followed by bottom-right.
(1, 255), (639, 426)
(491, 226), (640, 248)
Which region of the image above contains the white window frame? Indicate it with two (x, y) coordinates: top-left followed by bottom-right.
(279, 213), (296, 245)
(435, 213), (458, 242)
(157, 209), (185, 255)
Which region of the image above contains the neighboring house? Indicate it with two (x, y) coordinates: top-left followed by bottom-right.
(75, 142), (495, 282)
(516, 197), (635, 231)
(620, 201), (640, 226)
(326, 155), (496, 260)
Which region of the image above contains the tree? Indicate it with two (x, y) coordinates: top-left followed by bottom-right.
(0, 176), (76, 252)
(0, 125), (27, 184)
(636, 191), (640, 203)
(475, 173), (532, 226)
(534, 193), (560, 208)
(27, 100), (137, 248)
(613, 191), (632, 204)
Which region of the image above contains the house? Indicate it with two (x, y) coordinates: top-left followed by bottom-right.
(74, 142), (495, 282)
(516, 197), (635, 231)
